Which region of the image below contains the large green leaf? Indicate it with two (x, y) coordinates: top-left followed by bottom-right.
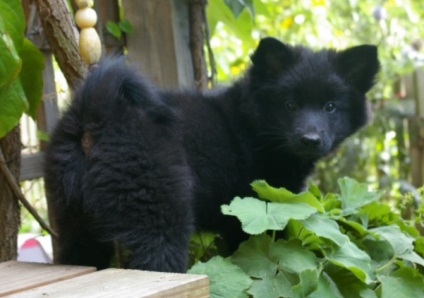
(370, 225), (414, 256)
(231, 234), (276, 279)
(232, 235), (319, 298)
(300, 214), (349, 246)
(338, 177), (383, 214)
(20, 38), (44, 119)
(377, 267), (424, 298)
(221, 196), (316, 234)
(325, 242), (374, 284)
(0, 30), (22, 89)
(271, 239), (319, 274)
(325, 265), (376, 298)
(0, 79), (27, 137)
(308, 272), (344, 298)
(251, 180), (324, 212)
(0, 0), (25, 52)
(291, 269), (319, 298)
(189, 256), (252, 298)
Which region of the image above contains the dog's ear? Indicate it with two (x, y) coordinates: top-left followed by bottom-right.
(250, 37), (294, 77)
(336, 45), (380, 93)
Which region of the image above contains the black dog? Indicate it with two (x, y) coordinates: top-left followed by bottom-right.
(44, 37), (379, 272)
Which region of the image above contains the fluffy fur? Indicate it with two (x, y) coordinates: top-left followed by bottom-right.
(44, 37), (379, 272)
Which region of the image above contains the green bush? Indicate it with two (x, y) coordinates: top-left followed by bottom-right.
(189, 178), (424, 297)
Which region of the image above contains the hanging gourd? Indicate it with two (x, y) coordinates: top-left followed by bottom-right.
(74, 0), (101, 64)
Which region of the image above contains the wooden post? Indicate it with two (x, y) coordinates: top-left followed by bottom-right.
(121, 0), (194, 88)
(408, 69), (424, 188)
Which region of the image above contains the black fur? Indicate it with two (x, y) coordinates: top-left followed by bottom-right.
(44, 37), (379, 272)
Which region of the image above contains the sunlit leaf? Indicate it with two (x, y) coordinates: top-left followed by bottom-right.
(189, 256), (252, 298)
(221, 197), (316, 234)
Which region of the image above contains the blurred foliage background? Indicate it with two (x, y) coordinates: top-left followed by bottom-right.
(207, 0), (424, 202)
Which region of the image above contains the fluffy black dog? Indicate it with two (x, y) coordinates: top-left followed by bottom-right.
(44, 37), (379, 272)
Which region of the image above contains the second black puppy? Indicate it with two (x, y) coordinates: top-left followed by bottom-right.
(44, 37), (379, 272)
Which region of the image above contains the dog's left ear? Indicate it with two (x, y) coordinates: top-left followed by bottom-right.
(336, 45), (380, 93)
(250, 37), (294, 78)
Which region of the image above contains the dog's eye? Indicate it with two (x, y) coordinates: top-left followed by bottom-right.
(324, 102), (336, 113)
(285, 101), (298, 111)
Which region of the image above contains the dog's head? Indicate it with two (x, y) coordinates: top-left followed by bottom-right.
(249, 37), (380, 160)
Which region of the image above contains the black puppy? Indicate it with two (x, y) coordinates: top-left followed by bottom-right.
(44, 37), (379, 272)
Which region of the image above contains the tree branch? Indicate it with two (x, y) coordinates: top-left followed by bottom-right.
(189, 0), (208, 90)
(0, 147), (58, 238)
(34, 0), (87, 90)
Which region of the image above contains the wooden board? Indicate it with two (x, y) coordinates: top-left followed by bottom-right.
(20, 152), (44, 181)
(8, 268), (209, 298)
(0, 261), (96, 296)
(121, 0), (194, 88)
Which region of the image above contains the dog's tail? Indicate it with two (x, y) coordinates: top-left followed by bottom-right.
(44, 57), (174, 206)
(74, 57), (174, 124)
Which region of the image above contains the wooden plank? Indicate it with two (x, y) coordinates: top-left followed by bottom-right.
(19, 152), (44, 181)
(0, 261), (96, 296)
(9, 268), (209, 298)
(121, 0), (194, 88)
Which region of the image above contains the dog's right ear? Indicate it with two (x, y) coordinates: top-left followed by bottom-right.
(250, 37), (294, 78)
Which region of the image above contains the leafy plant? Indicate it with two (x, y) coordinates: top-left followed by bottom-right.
(105, 19), (133, 39)
(0, 0), (44, 137)
(189, 178), (424, 297)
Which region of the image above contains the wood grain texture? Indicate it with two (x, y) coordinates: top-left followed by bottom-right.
(121, 0), (194, 88)
(0, 261), (96, 296)
(8, 268), (209, 298)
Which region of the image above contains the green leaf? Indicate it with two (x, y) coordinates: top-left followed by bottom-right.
(248, 272), (292, 298)
(0, 31), (22, 89)
(105, 21), (121, 39)
(207, 0), (254, 46)
(232, 236), (319, 298)
(189, 256), (252, 298)
(36, 130), (50, 142)
(300, 214), (349, 246)
(325, 242), (374, 284)
(271, 239), (319, 274)
(370, 225), (414, 256)
(119, 19), (133, 34)
(20, 38), (44, 119)
(378, 267), (424, 298)
(325, 265), (376, 298)
(251, 180), (324, 212)
(359, 202), (399, 226)
(398, 251), (424, 267)
(336, 217), (368, 236)
(231, 234), (276, 279)
(0, 0), (25, 52)
(223, 0), (254, 18)
(291, 269), (319, 298)
(0, 79), (27, 137)
(338, 177), (383, 214)
(308, 272), (344, 298)
(362, 236), (394, 265)
(221, 197), (316, 234)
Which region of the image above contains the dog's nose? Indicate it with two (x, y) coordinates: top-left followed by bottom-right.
(301, 133), (321, 148)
